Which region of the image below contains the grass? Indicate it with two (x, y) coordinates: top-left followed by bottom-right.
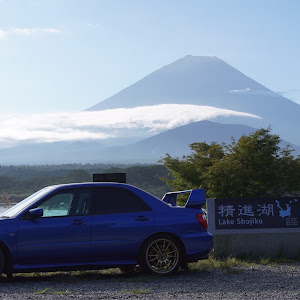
(119, 288), (150, 294)
(189, 256), (244, 273)
(188, 254), (299, 273)
(11, 269), (122, 281)
(34, 287), (70, 295)
(34, 287), (50, 294)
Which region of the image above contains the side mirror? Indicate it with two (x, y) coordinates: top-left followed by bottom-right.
(28, 208), (43, 219)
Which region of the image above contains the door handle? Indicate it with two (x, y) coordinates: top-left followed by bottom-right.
(135, 216), (149, 222)
(72, 219), (86, 226)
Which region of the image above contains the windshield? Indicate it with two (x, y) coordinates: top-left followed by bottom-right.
(0, 187), (55, 218)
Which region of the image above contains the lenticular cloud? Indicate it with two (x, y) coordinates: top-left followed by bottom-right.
(0, 104), (260, 147)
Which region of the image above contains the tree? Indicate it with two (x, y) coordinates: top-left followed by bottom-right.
(160, 128), (300, 198)
(159, 142), (224, 192)
(63, 169), (91, 183)
(0, 191), (13, 207)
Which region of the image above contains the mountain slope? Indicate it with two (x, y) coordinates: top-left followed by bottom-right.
(86, 55), (300, 145)
(101, 121), (300, 162)
(1, 121), (298, 164)
(87, 56), (269, 110)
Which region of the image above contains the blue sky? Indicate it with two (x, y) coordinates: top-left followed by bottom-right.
(0, 0), (299, 114)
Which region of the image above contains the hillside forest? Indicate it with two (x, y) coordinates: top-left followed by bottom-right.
(0, 128), (299, 206)
(0, 164), (170, 204)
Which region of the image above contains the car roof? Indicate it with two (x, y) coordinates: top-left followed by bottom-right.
(49, 182), (133, 189)
(47, 182), (153, 196)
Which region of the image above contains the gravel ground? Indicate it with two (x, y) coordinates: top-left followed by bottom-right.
(0, 263), (299, 299)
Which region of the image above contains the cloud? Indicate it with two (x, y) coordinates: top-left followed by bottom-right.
(0, 27), (61, 39)
(229, 88), (251, 93)
(88, 23), (102, 29)
(228, 88), (281, 97)
(0, 29), (8, 39)
(10, 28), (61, 36)
(0, 104), (260, 148)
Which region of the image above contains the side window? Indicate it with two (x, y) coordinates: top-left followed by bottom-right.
(74, 191), (91, 215)
(37, 189), (91, 218)
(38, 192), (73, 217)
(93, 187), (151, 215)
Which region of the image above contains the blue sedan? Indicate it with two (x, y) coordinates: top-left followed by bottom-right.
(0, 183), (213, 277)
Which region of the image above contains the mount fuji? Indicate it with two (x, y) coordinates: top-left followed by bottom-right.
(87, 55), (300, 146)
(0, 55), (299, 164)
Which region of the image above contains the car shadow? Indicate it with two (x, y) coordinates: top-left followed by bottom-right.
(0, 267), (191, 284)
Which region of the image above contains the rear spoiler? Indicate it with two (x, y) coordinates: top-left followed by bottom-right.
(162, 189), (206, 208)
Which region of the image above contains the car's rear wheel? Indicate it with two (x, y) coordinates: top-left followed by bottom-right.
(140, 235), (182, 275)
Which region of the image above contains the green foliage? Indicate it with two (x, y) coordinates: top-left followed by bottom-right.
(34, 287), (70, 295)
(159, 142), (224, 191)
(0, 164), (170, 203)
(160, 128), (300, 198)
(34, 288), (50, 295)
(0, 191), (13, 206)
(119, 288), (150, 294)
(189, 256), (243, 273)
(62, 169), (91, 183)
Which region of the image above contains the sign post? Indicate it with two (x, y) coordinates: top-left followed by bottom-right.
(214, 197), (299, 230)
(207, 197), (300, 258)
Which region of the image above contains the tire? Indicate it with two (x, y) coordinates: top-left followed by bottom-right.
(140, 235), (182, 275)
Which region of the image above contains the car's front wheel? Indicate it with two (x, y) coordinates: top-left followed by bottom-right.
(140, 235), (182, 275)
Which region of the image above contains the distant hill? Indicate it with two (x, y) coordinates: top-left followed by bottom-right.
(86, 55), (300, 146)
(1, 121), (298, 165)
(109, 121), (257, 161)
(0, 140), (106, 165)
(96, 121), (300, 163)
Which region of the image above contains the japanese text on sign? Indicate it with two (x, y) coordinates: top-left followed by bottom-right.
(215, 197), (300, 229)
